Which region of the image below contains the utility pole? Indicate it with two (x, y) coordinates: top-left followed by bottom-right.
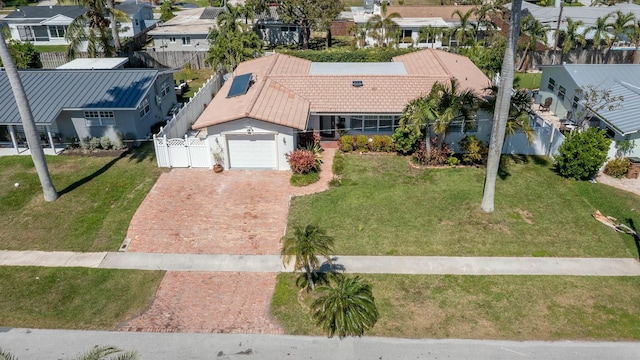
(552, 2), (564, 65)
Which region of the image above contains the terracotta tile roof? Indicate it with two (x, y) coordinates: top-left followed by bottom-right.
(192, 50), (490, 130)
(386, 5), (478, 21)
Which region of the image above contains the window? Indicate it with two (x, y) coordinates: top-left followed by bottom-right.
(169, 36), (176, 43)
(547, 78), (556, 91)
(448, 120), (464, 133)
(84, 111), (115, 127)
(139, 98), (150, 118)
(48, 25), (66, 38)
(161, 81), (171, 97)
(572, 95), (579, 110)
(558, 86), (566, 101)
(182, 36), (191, 45)
(349, 115), (401, 132)
(401, 29), (412, 43)
(280, 26), (296, 32)
(18, 26), (47, 41)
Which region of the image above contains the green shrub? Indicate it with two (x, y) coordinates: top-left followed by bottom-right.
(370, 135), (395, 152)
(447, 156), (461, 166)
(79, 136), (91, 150)
(554, 128), (611, 180)
(99, 136), (111, 150)
(604, 157), (631, 178)
(333, 152), (345, 175)
(392, 127), (420, 155)
(459, 135), (488, 165)
(356, 135), (369, 152)
(339, 135), (354, 152)
(290, 171), (320, 186)
(277, 48), (416, 63)
(88, 137), (101, 151)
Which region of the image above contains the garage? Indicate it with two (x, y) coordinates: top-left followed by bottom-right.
(226, 133), (277, 169)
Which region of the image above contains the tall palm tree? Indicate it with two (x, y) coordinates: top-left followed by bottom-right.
(107, 0), (120, 54)
(584, 14), (612, 63)
(311, 276), (379, 339)
(608, 10), (635, 49)
(518, 15), (549, 70)
(629, 20), (640, 64)
(281, 224), (335, 291)
(217, 3), (243, 33)
(451, 8), (477, 47)
(473, 4), (497, 41)
(481, 0), (523, 213)
(0, 31), (58, 202)
(348, 22), (368, 48)
(366, 5), (401, 47)
(560, 17), (586, 63)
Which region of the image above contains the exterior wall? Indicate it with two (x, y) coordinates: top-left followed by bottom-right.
(151, 34), (210, 51)
(205, 118), (296, 171)
(255, 23), (301, 45)
(538, 67), (580, 119)
(396, 27), (446, 49)
(8, 23), (72, 46)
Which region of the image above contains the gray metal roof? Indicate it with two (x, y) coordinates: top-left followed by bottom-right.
(561, 64), (640, 135)
(309, 62), (408, 75)
(116, 1), (153, 15)
(5, 6), (86, 20)
(0, 69), (160, 125)
(200, 7), (223, 20)
(514, 2), (640, 28)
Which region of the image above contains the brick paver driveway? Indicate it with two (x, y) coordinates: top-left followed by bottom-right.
(120, 148), (335, 333)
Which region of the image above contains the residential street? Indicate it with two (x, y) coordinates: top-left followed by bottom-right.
(2, 328), (639, 360)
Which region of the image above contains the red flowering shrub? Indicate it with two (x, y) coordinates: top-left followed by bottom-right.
(286, 149), (318, 174)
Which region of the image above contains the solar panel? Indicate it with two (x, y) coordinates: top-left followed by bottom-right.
(227, 73), (253, 98)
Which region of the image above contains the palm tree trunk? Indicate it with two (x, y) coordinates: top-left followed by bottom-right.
(481, 0), (522, 213)
(0, 31), (59, 202)
(107, 0), (121, 54)
(326, 28), (333, 49)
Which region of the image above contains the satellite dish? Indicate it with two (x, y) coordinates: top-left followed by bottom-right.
(223, 73), (232, 82)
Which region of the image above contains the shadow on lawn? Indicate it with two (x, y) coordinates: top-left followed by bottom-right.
(58, 149), (131, 196)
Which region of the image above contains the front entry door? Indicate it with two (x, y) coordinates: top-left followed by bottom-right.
(320, 116), (335, 138)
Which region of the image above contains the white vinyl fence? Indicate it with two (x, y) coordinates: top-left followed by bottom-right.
(154, 73), (223, 168)
(503, 114), (565, 157)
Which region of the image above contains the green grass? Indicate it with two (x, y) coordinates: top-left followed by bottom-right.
(34, 45), (69, 53)
(516, 72), (542, 90)
(272, 273), (640, 340)
(290, 171), (320, 186)
(0, 266), (164, 330)
(0, 144), (163, 251)
(174, 68), (216, 101)
(287, 154), (640, 257)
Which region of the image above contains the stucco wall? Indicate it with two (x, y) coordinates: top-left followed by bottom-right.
(205, 118), (296, 171)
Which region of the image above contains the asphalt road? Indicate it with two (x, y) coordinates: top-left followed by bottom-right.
(1, 328), (639, 360)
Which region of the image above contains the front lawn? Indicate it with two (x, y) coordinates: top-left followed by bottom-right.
(272, 273), (640, 340)
(0, 144), (163, 251)
(0, 266), (163, 330)
(287, 154), (639, 257)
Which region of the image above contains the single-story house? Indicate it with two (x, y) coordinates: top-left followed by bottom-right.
(253, 6), (301, 46)
(148, 7), (222, 52)
(115, 0), (157, 38)
(0, 68), (178, 151)
(191, 49), (491, 170)
(538, 64), (640, 157)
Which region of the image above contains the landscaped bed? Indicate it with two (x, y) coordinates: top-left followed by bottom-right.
(0, 266), (164, 330)
(0, 144), (163, 251)
(287, 154), (639, 257)
(272, 273), (640, 340)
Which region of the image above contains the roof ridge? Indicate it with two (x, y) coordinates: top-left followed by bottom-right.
(431, 49), (452, 78)
(246, 54), (281, 115)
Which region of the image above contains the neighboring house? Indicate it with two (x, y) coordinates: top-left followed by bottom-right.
(538, 64), (640, 157)
(4, 6), (86, 46)
(350, 5), (480, 49)
(253, 6), (301, 46)
(56, 57), (129, 69)
(115, 0), (157, 38)
(0, 68), (178, 151)
(191, 49), (491, 170)
(148, 7), (222, 52)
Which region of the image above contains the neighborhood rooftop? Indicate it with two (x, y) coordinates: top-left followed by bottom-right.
(0, 69), (162, 125)
(192, 49), (490, 131)
(308, 63), (408, 75)
(5, 5), (86, 19)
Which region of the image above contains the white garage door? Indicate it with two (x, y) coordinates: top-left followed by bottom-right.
(227, 134), (277, 169)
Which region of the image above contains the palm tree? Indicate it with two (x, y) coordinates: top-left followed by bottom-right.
(518, 15), (549, 71)
(584, 14), (612, 63)
(450, 8), (477, 47)
(608, 10), (635, 49)
(65, 0), (127, 58)
(311, 276), (379, 339)
(106, 0), (120, 54)
(473, 4), (498, 41)
(417, 25), (439, 48)
(217, 3), (243, 33)
(348, 22), (368, 48)
(481, 0), (523, 213)
(281, 224), (335, 291)
(430, 78), (479, 146)
(366, 5), (401, 47)
(0, 31), (58, 202)
(560, 17), (586, 63)
(629, 20), (640, 64)
(481, 84), (535, 143)
(399, 95), (439, 157)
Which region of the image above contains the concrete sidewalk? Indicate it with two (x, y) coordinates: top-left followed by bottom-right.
(1, 250), (640, 276)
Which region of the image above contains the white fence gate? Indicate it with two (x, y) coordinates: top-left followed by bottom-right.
(154, 135), (212, 168)
(503, 114), (565, 157)
(153, 73), (223, 168)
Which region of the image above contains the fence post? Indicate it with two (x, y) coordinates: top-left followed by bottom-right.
(164, 134), (171, 167)
(185, 134), (192, 167)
